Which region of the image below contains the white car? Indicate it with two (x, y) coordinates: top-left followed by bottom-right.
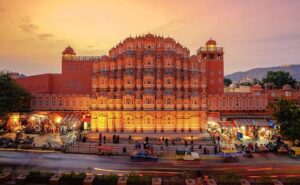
(178, 152), (200, 161)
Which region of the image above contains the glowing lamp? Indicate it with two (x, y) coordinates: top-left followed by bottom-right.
(55, 116), (62, 123)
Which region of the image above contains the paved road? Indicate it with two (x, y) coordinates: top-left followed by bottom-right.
(0, 150), (300, 176)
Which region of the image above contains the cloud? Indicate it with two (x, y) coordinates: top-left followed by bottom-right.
(18, 16), (39, 34)
(0, 8), (5, 12)
(37, 33), (54, 40)
(19, 23), (39, 34)
(87, 45), (94, 48)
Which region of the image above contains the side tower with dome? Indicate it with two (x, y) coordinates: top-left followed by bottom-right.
(197, 39), (224, 95)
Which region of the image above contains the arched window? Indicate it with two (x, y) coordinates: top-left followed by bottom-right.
(126, 98), (131, 104)
(167, 79), (171, 84)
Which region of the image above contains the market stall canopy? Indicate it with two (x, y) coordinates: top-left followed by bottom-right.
(61, 114), (82, 124)
(218, 121), (238, 128)
(233, 119), (273, 127)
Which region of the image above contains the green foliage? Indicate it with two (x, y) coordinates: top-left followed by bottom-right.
(94, 174), (118, 185)
(217, 172), (241, 183)
(262, 71), (297, 88)
(61, 172), (86, 185)
(239, 82), (252, 86)
(28, 171), (54, 184)
(0, 72), (31, 124)
(127, 172), (152, 185)
(271, 99), (300, 144)
(224, 78), (232, 86)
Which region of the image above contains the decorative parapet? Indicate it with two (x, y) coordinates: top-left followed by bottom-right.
(83, 175), (95, 185)
(273, 180), (283, 185)
(117, 176), (128, 185)
(185, 178), (196, 185)
(240, 179), (251, 185)
(152, 177), (162, 185)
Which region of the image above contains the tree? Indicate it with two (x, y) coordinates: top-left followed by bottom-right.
(224, 78), (232, 86)
(271, 99), (300, 145)
(262, 71), (297, 88)
(0, 72), (31, 127)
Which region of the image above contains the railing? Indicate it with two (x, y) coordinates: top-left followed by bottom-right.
(197, 47), (223, 53)
(63, 56), (101, 61)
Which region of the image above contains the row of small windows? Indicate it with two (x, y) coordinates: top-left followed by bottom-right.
(120, 98), (197, 105)
(208, 99), (266, 107)
(202, 54), (223, 60)
(210, 78), (223, 84)
(32, 99), (89, 107)
(125, 116), (175, 125)
(99, 61), (199, 69)
(100, 78), (198, 84)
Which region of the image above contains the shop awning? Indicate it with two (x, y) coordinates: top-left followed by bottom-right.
(233, 119), (272, 127)
(61, 114), (82, 123)
(218, 121), (238, 128)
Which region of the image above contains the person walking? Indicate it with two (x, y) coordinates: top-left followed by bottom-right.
(184, 140), (188, 147)
(128, 135), (132, 144)
(99, 133), (102, 145)
(103, 135), (106, 144)
(112, 134), (116, 144)
(165, 138), (169, 147)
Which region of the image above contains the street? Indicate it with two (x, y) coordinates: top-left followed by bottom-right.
(0, 150), (300, 176)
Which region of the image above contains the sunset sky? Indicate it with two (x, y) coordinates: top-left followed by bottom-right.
(0, 0), (300, 75)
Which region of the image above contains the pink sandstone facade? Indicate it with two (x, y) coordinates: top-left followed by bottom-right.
(16, 34), (272, 132)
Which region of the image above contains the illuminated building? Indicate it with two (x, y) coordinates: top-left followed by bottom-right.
(16, 34), (270, 132)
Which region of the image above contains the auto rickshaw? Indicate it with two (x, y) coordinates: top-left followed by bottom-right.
(290, 147), (300, 158)
(98, 145), (113, 155)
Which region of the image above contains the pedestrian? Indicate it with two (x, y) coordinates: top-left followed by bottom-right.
(99, 133), (102, 144)
(203, 147), (207, 155)
(184, 140), (188, 147)
(214, 145), (217, 154)
(160, 145), (164, 151)
(129, 135), (132, 144)
(103, 135), (106, 144)
(198, 144), (202, 149)
(117, 135), (120, 144)
(172, 140), (175, 145)
(191, 139), (194, 145)
(112, 134), (116, 144)
(165, 138), (169, 147)
(145, 136), (149, 144)
(191, 145), (194, 151)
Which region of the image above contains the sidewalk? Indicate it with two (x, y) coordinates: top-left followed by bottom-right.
(2, 132), (76, 148)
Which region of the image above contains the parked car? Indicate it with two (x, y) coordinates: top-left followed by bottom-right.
(177, 152), (200, 161)
(176, 147), (191, 155)
(221, 149), (240, 162)
(130, 150), (158, 162)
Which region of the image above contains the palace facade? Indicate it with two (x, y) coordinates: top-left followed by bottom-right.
(15, 34), (270, 132)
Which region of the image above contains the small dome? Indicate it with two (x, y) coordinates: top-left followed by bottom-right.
(252, 84), (263, 91)
(100, 55), (109, 61)
(165, 36), (175, 42)
(283, 84), (292, 91)
(229, 84), (237, 88)
(144, 33), (155, 39)
(62, 46), (76, 55)
(206, 39), (217, 46)
(125, 36), (134, 42)
(264, 82), (274, 88)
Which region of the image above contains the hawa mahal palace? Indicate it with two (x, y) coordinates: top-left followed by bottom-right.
(15, 34), (274, 132)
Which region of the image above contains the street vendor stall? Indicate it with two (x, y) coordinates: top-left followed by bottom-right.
(290, 147), (300, 158)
